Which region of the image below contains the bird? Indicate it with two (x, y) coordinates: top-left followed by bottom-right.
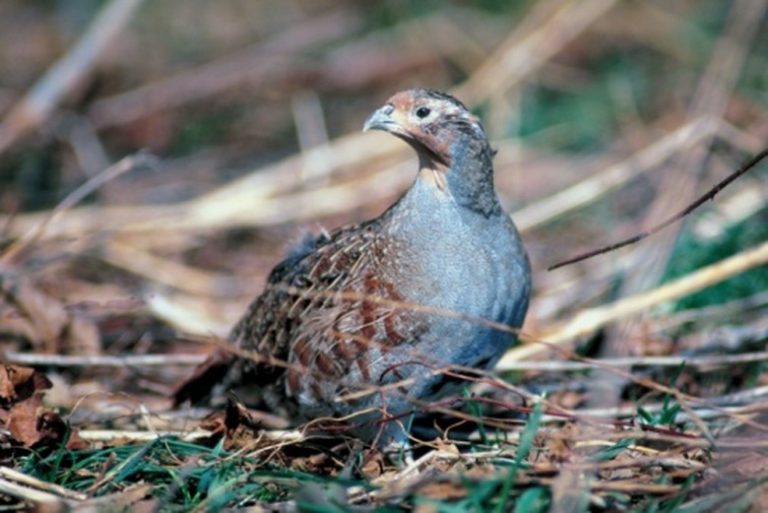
(175, 88), (531, 447)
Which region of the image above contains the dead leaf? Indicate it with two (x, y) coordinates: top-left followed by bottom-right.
(0, 366), (19, 401)
(0, 364), (52, 407)
(199, 410), (227, 437)
(64, 424), (88, 450)
(360, 450), (385, 479)
(5, 392), (86, 449)
(6, 393), (45, 446)
(198, 398), (291, 451)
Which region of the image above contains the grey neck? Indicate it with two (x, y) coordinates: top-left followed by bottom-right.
(439, 135), (502, 218)
(379, 132), (504, 237)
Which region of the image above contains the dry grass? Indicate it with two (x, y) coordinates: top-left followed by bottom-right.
(1, 0), (767, 511)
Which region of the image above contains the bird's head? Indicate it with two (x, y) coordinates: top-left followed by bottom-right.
(363, 89), (489, 168)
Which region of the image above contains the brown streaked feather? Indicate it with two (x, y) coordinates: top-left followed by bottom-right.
(185, 215), (425, 411)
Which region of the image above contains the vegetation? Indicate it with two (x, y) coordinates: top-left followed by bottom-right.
(0, 0), (766, 511)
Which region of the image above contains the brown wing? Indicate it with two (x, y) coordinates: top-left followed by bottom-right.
(175, 218), (425, 410)
(229, 221), (376, 366)
(172, 226), (366, 406)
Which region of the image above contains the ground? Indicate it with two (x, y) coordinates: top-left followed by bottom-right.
(0, 1), (767, 511)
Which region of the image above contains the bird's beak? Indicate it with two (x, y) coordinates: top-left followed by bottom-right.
(363, 105), (396, 132)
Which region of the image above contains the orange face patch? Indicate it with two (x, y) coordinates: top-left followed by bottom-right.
(365, 89), (485, 172)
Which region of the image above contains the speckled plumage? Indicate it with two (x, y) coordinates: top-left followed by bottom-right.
(176, 89), (531, 445)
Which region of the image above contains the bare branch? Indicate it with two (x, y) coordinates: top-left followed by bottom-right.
(548, 147), (768, 270)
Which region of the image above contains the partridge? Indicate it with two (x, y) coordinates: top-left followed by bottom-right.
(176, 89), (531, 446)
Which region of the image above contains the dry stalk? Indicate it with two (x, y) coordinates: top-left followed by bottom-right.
(0, 152), (412, 241)
(0, 468), (86, 501)
(0, 0), (620, 245)
(500, 239), (768, 363)
(101, 239), (240, 296)
(145, 291), (233, 336)
(456, 0), (618, 103)
(87, 11), (360, 129)
(1, 153), (155, 264)
(9, 347), (766, 373)
(611, 0), (767, 321)
(77, 428), (214, 443)
(0, 0), (145, 155)
(514, 117), (717, 232)
(4, 352), (206, 367)
(491, 350), (768, 372)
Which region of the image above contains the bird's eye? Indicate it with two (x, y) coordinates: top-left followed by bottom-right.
(415, 106), (431, 119)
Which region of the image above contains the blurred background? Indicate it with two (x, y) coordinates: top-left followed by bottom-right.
(0, 1), (767, 509)
(1, 0), (766, 342)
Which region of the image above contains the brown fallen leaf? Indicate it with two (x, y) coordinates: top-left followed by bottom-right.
(360, 450), (386, 479)
(5, 392), (87, 450)
(199, 410), (227, 438)
(6, 393), (47, 446)
(0, 364), (52, 408)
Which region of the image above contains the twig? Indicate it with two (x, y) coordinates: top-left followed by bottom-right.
(655, 290), (768, 331)
(609, 0), (768, 303)
(78, 484), (152, 511)
(548, 147), (768, 270)
(693, 385), (768, 410)
(77, 429), (213, 443)
(593, 0), (768, 368)
(0, 0), (144, 155)
(544, 396), (768, 425)
(17, 347), (760, 373)
(0, 477), (67, 506)
(0, 467), (86, 501)
(76, 428), (305, 443)
(3, 352), (206, 367)
(496, 350), (768, 372)
(540, 401), (743, 424)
